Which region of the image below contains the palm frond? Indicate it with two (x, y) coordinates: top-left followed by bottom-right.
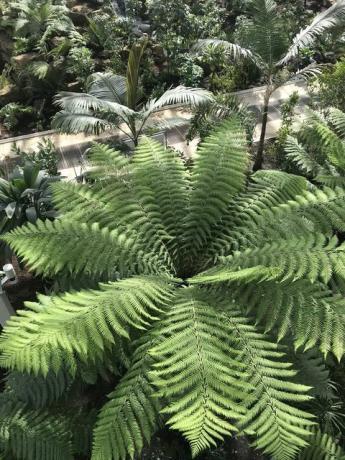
(51, 111), (115, 135)
(88, 73), (127, 104)
(281, 0), (345, 64)
(194, 39), (263, 68)
(147, 86), (213, 114)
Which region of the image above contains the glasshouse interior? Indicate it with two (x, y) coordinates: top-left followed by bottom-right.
(3, 0), (345, 459)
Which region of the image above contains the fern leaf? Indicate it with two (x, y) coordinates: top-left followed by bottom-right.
(131, 138), (189, 266)
(223, 312), (314, 460)
(0, 276), (173, 375)
(202, 170), (309, 262)
(5, 370), (73, 408)
(299, 427), (345, 459)
(183, 117), (248, 260)
(3, 219), (167, 278)
(150, 288), (250, 457)
(92, 336), (160, 460)
(0, 397), (73, 460)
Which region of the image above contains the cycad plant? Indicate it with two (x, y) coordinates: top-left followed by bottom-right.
(1, 119), (345, 459)
(196, 0), (345, 170)
(52, 38), (213, 146)
(285, 107), (345, 187)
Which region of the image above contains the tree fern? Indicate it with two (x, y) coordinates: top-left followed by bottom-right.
(299, 428), (345, 459)
(0, 397), (73, 460)
(92, 337), (160, 460)
(285, 108), (345, 187)
(2, 119), (345, 458)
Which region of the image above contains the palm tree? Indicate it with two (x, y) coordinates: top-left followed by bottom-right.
(196, 0), (345, 170)
(52, 39), (213, 146)
(285, 107), (345, 187)
(2, 119), (345, 459)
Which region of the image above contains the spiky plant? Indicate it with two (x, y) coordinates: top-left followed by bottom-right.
(52, 38), (213, 146)
(195, 0), (345, 170)
(285, 107), (345, 187)
(2, 119), (345, 459)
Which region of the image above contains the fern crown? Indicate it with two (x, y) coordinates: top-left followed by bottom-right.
(3, 119), (345, 459)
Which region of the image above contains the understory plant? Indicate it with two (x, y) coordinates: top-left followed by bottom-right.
(285, 107), (345, 187)
(0, 161), (59, 259)
(2, 119), (345, 459)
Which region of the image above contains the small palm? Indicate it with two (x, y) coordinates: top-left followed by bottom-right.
(52, 39), (213, 146)
(3, 119), (345, 459)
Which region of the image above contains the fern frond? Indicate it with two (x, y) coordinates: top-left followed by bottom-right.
(183, 118), (248, 261)
(5, 370), (73, 409)
(299, 427), (345, 459)
(203, 170), (308, 261)
(258, 187), (345, 237)
(150, 288), (248, 457)
(328, 107), (345, 139)
(92, 336), (160, 460)
(87, 142), (131, 179)
(0, 276), (173, 375)
(131, 138), (189, 265)
(285, 135), (326, 176)
(0, 397), (73, 460)
(227, 280), (345, 359)
(223, 312), (314, 460)
(207, 233), (345, 284)
(3, 219), (167, 278)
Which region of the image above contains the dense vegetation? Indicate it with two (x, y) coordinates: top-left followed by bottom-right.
(2, 1), (345, 460)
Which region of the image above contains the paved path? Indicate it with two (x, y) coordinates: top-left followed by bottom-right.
(0, 80), (310, 177)
(168, 80), (310, 156)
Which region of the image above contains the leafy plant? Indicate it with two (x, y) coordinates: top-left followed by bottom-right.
(2, 119), (345, 459)
(196, 0), (345, 170)
(13, 138), (60, 176)
(311, 57), (345, 111)
(0, 103), (36, 133)
(11, 0), (75, 53)
(52, 38), (213, 146)
(0, 162), (59, 257)
(285, 107), (345, 187)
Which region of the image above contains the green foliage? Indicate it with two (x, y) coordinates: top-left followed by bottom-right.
(13, 138), (59, 176)
(312, 58), (345, 111)
(0, 396), (73, 460)
(3, 120), (345, 459)
(299, 428), (345, 459)
(0, 162), (59, 255)
(284, 107), (345, 186)
(52, 40), (213, 144)
(0, 103), (36, 133)
(67, 46), (95, 89)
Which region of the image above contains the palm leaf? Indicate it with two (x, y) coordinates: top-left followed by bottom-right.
(281, 0), (345, 64)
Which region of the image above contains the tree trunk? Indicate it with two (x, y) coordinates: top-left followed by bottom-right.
(253, 89), (271, 172)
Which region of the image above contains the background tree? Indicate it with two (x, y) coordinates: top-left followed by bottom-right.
(52, 39), (213, 146)
(2, 120), (345, 458)
(197, 0), (345, 170)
